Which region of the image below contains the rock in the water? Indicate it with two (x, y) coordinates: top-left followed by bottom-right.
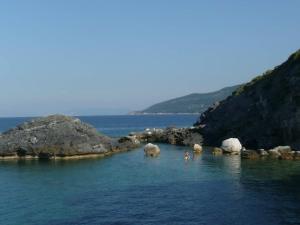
(270, 146), (292, 154)
(193, 144), (203, 153)
(221, 138), (242, 155)
(132, 127), (203, 147)
(257, 149), (269, 157)
(212, 147), (223, 155)
(0, 115), (139, 159)
(241, 149), (260, 159)
(267, 146), (293, 160)
(144, 143), (160, 157)
(268, 149), (281, 159)
(117, 136), (140, 151)
(294, 151), (300, 160)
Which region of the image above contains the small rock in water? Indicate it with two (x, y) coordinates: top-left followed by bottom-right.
(221, 138), (242, 155)
(294, 151), (300, 160)
(144, 143), (160, 157)
(257, 149), (269, 157)
(193, 144), (203, 153)
(241, 149), (260, 159)
(268, 149), (281, 159)
(272, 146), (292, 154)
(212, 147), (223, 155)
(268, 146), (292, 160)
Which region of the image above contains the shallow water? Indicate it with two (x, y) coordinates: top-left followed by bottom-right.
(0, 115), (300, 225)
(1, 146), (300, 225)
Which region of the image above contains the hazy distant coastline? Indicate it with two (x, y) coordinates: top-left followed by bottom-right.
(134, 85), (240, 115)
(128, 112), (201, 115)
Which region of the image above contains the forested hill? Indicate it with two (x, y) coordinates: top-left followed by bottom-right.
(139, 85), (240, 114)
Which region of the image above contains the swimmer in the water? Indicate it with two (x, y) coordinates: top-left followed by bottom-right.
(184, 151), (190, 160)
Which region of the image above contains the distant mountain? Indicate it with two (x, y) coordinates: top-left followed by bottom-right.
(137, 85), (241, 114)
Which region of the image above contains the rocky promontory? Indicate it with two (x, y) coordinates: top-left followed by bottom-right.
(195, 49), (300, 150)
(0, 115), (140, 159)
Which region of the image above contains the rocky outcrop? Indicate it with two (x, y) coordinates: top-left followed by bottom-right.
(144, 143), (160, 157)
(131, 127), (203, 147)
(221, 138), (242, 155)
(195, 49), (300, 150)
(0, 115), (140, 159)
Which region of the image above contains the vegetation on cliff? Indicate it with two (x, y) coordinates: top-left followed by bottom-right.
(196, 49), (300, 149)
(139, 85), (241, 114)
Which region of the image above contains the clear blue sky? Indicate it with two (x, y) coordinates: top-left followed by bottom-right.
(0, 0), (299, 116)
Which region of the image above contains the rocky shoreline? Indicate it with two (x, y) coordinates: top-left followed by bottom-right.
(1, 114), (300, 162)
(131, 128), (300, 160)
(129, 127), (203, 146)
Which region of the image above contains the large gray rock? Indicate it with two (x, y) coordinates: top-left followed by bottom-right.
(0, 115), (139, 159)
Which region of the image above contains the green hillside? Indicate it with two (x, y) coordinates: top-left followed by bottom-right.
(140, 85), (241, 114)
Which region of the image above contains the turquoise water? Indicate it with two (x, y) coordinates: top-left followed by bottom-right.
(0, 115), (300, 225)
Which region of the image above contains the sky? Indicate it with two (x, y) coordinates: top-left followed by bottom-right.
(0, 0), (299, 117)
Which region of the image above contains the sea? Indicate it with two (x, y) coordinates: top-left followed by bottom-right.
(0, 115), (300, 225)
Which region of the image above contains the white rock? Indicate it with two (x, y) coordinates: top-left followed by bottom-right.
(144, 143), (160, 157)
(221, 138), (242, 154)
(193, 144), (203, 153)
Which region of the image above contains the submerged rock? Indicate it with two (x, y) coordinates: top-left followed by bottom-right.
(241, 149), (260, 159)
(212, 147), (223, 155)
(221, 138), (242, 155)
(0, 115), (140, 159)
(144, 143), (160, 157)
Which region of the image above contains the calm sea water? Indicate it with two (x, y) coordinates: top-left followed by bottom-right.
(0, 115), (300, 225)
(0, 115), (198, 137)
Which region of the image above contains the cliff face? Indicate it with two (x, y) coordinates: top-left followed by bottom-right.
(195, 50), (300, 149)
